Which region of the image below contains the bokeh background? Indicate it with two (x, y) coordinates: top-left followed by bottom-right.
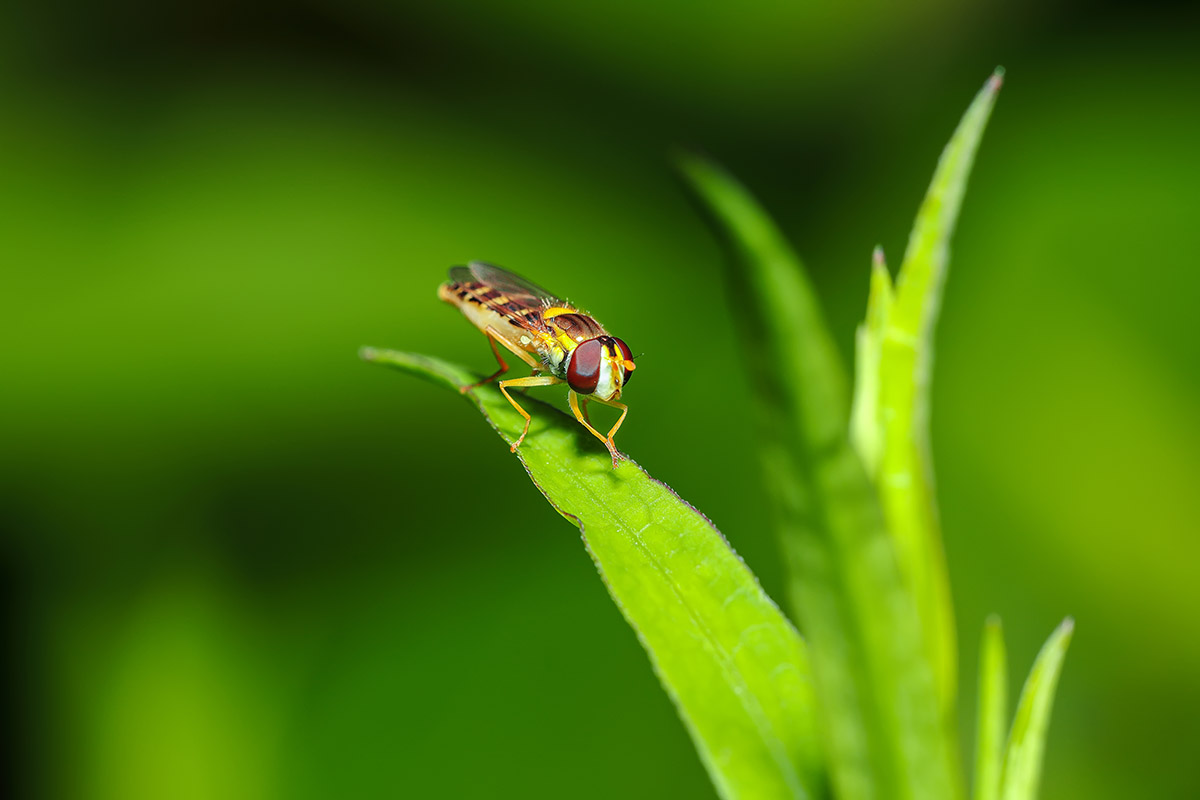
(3, 1), (1198, 798)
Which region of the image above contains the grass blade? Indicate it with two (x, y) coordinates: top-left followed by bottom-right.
(973, 617), (1008, 800)
(676, 155), (955, 800)
(875, 69), (1005, 720)
(999, 619), (1074, 800)
(850, 247), (894, 480)
(362, 347), (824, 800)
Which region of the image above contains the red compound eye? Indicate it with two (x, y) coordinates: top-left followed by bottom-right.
(567, 338), (603, 394)
(613, 337), (635, 386)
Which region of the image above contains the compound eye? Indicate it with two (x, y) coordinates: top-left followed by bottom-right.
(613, 337), (635, 386)
(567, 338), (603, 394)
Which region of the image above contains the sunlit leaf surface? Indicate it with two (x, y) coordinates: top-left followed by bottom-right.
(362, 348), (823, 800)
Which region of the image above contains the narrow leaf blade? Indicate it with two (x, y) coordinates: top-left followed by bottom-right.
(999, 619), (1074, 800)
(973, 617), (1008, 800)
(677, 156), (956, 800)
(850, 247), (894, 480)
(363, 348), (824, 800)
(879, 69), (1005, 720)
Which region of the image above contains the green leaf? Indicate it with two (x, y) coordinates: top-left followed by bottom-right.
(973, 617), (1008, 800)
(362, 348), (824, 800)
(999, 619), (1074, 800)
(850, 246), (894, 480)
(676, 155), (956, 800)
(873, 69), (1005, 721)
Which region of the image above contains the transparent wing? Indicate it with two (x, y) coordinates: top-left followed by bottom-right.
(445, 262), (562, 336)
(461, 261), (562, 309)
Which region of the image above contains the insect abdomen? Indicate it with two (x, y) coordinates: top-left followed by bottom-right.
(439, 280), (553, 359)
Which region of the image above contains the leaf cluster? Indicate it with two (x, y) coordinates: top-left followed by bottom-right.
(365, 69), (1072, 800)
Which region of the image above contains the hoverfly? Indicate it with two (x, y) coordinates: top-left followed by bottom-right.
(438, 261), (636, 466)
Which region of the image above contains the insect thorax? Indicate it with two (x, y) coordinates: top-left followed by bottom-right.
(545, 311), (606, 342)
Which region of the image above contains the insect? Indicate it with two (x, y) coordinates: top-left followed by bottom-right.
(438, 261), (636, 466)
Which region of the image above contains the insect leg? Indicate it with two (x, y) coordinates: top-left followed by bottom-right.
(568, 391), (622, 467)
(459, 335), (508, 393)
(590, 398), (628, 465)
(460, 327), (541, 393)
(486, 326), (542, 370)
(498, 375), (563, 452)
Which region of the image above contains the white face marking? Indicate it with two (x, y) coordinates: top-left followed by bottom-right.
(594, 354), (621, 401)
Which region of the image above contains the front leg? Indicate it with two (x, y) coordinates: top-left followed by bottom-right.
(590, 397), (629, 456)
(568, 391), (623, 468)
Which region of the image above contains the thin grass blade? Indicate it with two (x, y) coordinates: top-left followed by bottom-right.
(973, 617), (1008, 800)
(362, 347), (824, 800)
(875, 69), (1005, 722)
(850, 247), (894, 480)
(999, 619), (1074, 800)
(676, 155), (956, 800)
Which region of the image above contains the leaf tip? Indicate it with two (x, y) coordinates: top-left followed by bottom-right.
(867, 247), (894, 304)
(988, 66), (1005, 92)
(985, 613), (1003, 632)
(360, 346), (380, 362)
(670, 146), (711, 180)
(1057, 616), (1075, 637)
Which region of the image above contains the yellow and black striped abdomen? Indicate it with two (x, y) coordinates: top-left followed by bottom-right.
(438, 279), (559, 360)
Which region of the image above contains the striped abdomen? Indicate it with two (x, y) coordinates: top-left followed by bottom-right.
(438, 279), (563, 366)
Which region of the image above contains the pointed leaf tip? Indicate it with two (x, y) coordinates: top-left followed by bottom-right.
(998, 618), (1074, 800)
(872, 245), (887, 268)
(975, 617), (1009, 800)
(872, 70), (1005, 723)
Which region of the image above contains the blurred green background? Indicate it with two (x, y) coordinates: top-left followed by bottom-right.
(2, 1), (1197, 798)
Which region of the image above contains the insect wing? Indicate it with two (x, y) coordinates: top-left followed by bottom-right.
(464, 261), (562, 310)
(446, 262), (558, 336)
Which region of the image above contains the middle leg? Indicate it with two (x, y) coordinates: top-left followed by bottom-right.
(499, 375), (563, 452)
